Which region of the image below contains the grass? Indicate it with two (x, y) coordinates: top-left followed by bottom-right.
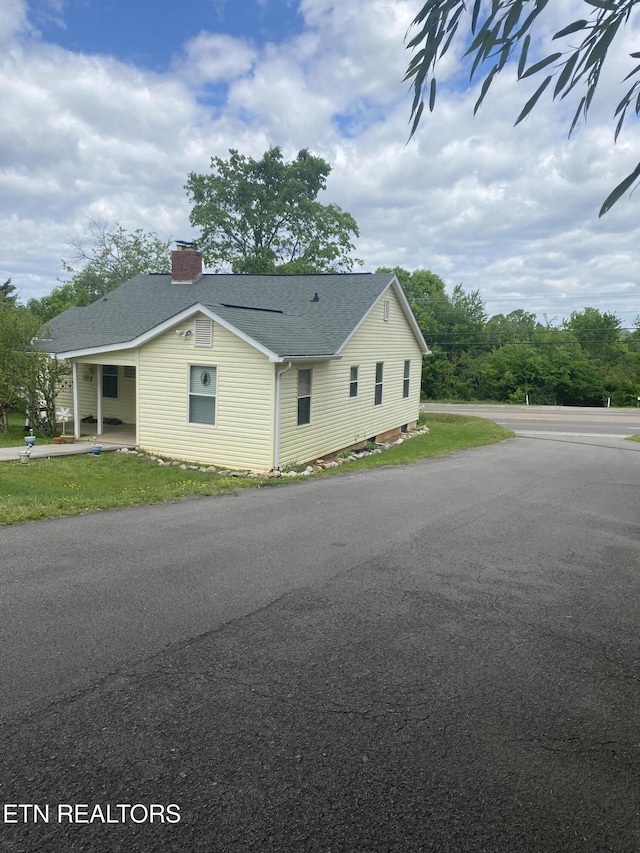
(0, 411), (30, 448)
(320, 412), (513, 474)
(628, 435), (640, 443)
(0, 413), (513, 526)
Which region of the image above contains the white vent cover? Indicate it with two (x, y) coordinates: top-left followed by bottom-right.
(194, 317), (213, 347)
(383, 299), (390, 321)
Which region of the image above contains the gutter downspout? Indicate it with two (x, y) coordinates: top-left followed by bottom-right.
(273, 361), (293, 471)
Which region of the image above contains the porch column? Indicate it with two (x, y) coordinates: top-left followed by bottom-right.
(96, 364), (103, 436)
(72, 362), (80, 438)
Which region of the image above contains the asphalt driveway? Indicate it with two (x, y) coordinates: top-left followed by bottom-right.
(1, 429), (639, 851)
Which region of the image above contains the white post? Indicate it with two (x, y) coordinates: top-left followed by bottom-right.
(96, 365), (103, 436)
(607, 397), (611, 408)
(72, 362), (80, 438)
(525, 393), (529, 405)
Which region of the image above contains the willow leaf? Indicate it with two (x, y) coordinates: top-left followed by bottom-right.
(553, 19), (589, 39)
(514, 76), (552, 125)
(599, 161), (640, 216)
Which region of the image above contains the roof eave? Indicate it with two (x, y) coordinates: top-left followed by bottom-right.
(42, 303), (282, 362)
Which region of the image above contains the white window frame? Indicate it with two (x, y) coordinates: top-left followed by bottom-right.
(349, 365), (359, 398)
(297, 368), (312, 426)
(383, 300), (390, 322)
(403, 360), (411, 398)
(374, 362), (383, 406)
(188, 364), (217, 426)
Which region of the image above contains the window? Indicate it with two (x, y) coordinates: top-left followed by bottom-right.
(374, 362), (383, 406)
(403, 360), (411, 398)
(102, 365), (118, 399)
(383, 300), (390, 321)
(297, 368), (312, 426)
(194, 317), (213, 347)
(349, 366), (359, 398)
(189, 365), (217, 425)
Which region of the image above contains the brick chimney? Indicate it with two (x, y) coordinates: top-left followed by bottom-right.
(171, 242), (203, 283)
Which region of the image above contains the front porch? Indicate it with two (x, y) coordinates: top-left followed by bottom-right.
(60, 361), (138, 443)
(75, 422), (137, 446)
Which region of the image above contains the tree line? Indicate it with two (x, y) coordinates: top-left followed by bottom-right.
(2, 145), (639, 435)
(383, 267), (640, 407)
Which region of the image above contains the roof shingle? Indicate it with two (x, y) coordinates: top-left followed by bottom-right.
(35, 272), (422, 358)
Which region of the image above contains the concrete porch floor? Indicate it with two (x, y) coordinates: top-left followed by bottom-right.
(75, 423), (137, 445)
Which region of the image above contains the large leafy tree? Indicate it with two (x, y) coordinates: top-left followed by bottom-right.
(564, 306), (626, 359)
(405, 0), (640, 214)
(0, 303), (40, 431)
(186, 147), (361, 273)
(28, 220), (172, 323)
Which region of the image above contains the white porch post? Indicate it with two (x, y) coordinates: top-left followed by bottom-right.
(96, 364), (103, 436)
(72, 362), (80, 438)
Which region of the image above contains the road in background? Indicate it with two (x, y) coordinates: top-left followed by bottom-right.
(421, 402), (640, 439)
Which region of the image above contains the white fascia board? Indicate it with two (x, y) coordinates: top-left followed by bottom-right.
(278, 355), (341, 363)
(52, 303), (282, 362)
(334, 276), (430, 356)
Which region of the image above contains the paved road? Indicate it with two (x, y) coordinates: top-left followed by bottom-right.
(1, 426), (640, 851)
(421, 402), (640, 439)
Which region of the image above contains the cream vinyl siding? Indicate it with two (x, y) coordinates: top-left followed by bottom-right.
(137, 316), (274, 471)
(278, 286), (423, 467)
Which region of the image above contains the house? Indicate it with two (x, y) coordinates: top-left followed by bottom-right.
(34, 245), (430, 472)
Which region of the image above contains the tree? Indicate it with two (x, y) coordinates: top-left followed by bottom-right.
(28, 220), (172, 323)
(186, 147), (361, 273)
(405, 0), (640, 214)
(564, 306), (625, 359)
(27, 282), (96, 324)
(485, 310), (537, 346)
(21, 354), (71, 437)
(0, 278), (17, 306)
(0, 304), (40, 431)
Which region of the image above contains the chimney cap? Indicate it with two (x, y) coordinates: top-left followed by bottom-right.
(175, 240), (196, 250)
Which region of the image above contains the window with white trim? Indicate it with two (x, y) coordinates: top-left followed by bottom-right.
(383, 300), (390, 321)
(374, 362), (383, 406)
(194, 317), (213, 347)
(349, 365), (359, 398)
(297, 368), (312, 426)
(189, 365), (217, 424)
(403, 360), (411, 398)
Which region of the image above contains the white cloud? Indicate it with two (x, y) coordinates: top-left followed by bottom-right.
(0, 0), (638, 329)
(173, 32), (256, 86)
(0, 0), (29, 44)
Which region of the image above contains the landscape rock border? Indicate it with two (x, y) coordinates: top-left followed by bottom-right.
(115, 425), (430, 479)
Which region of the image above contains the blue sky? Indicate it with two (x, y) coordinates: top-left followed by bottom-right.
(29, 0), (304, 70)
(2, 0), (639, 327)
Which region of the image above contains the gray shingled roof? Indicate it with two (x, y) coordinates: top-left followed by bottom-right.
(34, 272), (422, 359)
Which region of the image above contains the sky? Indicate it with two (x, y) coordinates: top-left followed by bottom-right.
(1, 0), (639, 327)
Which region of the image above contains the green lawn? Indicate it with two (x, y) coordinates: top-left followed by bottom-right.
(628, 435), (640, 443)
(0, 413), (513, 526)
(0, 411), (29, 447)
